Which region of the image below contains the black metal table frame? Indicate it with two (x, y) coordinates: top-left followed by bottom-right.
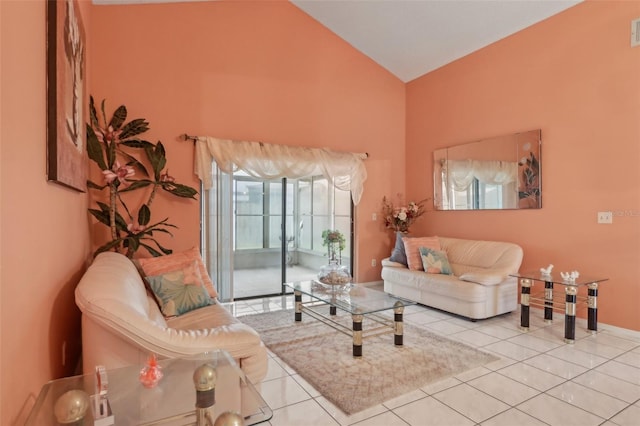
(517, 275), (605, 343)
(293, 290), (406, 357)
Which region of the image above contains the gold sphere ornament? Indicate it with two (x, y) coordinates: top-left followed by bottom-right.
(193, 363), (217, 391)
(213, 411), (244, 426)
(53, 389), (90, 424)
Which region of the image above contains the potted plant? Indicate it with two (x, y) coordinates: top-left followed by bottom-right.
(86, 96), (198, 258)
(318, 229), (350, 286)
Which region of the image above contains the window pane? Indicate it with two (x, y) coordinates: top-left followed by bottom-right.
(312, 216), (330, 253)
(312, 178), (329, 215)
(268, 181), (282, 214)
(335, 188), (351, 215)
(236, 180), (263, 214)
(268, 216), (282, 248)
(236, 216), (262, 249)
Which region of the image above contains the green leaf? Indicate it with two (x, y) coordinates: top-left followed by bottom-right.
(86, 124), (107, 170)
(138, 204), (151, 226)
(121, 139), (155, 150)
(144, 141), (166, 180)
(89, 96), (99, 128)
(118, 149), (149, 177)
(107, 139), (116, 169)
(86, 180), (106, 190)
(88, 208), (111, 227)
(118, 180), (153, 193)
(93, 239), (123, 257)
(100, 99), (107, 129)
(126, 236), (140, 252)
(109, 105), (127, 130)
(96, 201), (111, 213)
(142, 239), (173, 256)
(119, 118), (150, 140)
(139, 242), (164, 257)
(162, 182), (199, 199)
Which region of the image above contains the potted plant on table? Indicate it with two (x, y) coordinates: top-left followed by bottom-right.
(317, 229), (351, 286)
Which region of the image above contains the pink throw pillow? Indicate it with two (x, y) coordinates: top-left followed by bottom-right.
(402, 236), (441, 271)
(136, 247), (218, 298)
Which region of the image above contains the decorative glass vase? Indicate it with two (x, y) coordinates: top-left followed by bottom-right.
(317, 259), (351, 287)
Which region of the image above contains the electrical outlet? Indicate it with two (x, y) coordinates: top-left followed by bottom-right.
(371, 259), (376, 267)
(597, 211), (613, 224)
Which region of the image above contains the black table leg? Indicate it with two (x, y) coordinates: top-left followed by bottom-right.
(564, 285), (577, 343)
(588, 282), (599, 333)
(520, 278), (531, 331)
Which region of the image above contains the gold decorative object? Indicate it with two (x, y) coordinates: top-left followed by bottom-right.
(213, 411), (244, 426)
(53, 389), (90, 424)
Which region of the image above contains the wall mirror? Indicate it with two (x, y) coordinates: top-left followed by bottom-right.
(433, 129), (541, 210)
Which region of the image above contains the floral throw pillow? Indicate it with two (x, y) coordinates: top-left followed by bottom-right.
(136, 247), (217, 299)
(403, 236), (441, 271)
(145, 262), (213, 317)
(419, 247), (453, 275)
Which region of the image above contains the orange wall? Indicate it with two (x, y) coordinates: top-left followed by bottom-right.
(0, 1), (92, 424)
(407, 0), (640, 331)
(89, 0), (406, 283)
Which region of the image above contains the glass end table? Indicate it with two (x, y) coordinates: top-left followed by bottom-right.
(511, 271), (608, 343)
(26, 350), (272, 425)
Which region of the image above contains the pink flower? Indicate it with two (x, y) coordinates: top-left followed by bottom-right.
(160, 171), (175, 183)
(127, 222), (147, 234)
(102, 161), (134, 186)
(93, 125), (121, 144)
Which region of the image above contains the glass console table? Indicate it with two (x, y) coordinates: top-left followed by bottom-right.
(285, 281), (416, 357)
(26, 350), (272, 425)
(511, 271), (608, 343)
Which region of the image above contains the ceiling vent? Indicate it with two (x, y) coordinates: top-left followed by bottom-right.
(632, 18), (640, 47)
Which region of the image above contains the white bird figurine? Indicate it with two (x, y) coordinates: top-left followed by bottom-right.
(540, 264), (554, 276)
(560, 271), (580, 282)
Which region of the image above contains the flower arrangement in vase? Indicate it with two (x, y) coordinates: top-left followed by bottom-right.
(86, 96), (198, 258)
(381, 194), (428, 233)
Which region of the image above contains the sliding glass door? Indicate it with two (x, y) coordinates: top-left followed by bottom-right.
(203, 168), (353, 301)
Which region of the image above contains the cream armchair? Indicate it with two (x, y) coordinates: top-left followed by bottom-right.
(75, 252), (267, 384)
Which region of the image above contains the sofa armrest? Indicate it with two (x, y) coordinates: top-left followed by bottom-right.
(381, 257), (407, 268)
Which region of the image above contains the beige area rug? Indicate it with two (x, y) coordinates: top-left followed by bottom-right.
(240, 308), (499, 415)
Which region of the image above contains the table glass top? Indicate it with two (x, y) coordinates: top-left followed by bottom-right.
(511, 271), (608, 286)
(286, 281), (416, 315)
(26, 350), (272, 425)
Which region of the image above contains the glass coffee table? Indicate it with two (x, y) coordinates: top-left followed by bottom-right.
(511, 271), (608, 343)
(26, 350), (272, 425)
(285, 281), (416, 357)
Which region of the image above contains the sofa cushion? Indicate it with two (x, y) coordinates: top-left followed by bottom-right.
(136, 247), (218, 298)
(419, 247), (453, 275)
(146, 261), (214, 317)
(403, 236), (441, 270)
(440, 237), (524, 279)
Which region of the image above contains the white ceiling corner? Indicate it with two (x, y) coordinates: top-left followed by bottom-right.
(291, 0), (582, 82)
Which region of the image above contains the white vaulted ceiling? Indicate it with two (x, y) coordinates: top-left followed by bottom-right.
(94, 0), (582, 82)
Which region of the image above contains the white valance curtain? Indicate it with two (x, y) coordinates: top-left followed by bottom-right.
(194, 137), (368, 204)
(443, 159), (518, 192)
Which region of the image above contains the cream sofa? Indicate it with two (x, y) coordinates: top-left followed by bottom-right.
(75, 252), (268, 384)
(382, 236), (523, 320)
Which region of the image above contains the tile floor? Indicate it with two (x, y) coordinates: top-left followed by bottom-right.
(224, 291), (640, 426)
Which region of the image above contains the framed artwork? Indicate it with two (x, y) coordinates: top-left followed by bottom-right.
(46, 0), (87, 192)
